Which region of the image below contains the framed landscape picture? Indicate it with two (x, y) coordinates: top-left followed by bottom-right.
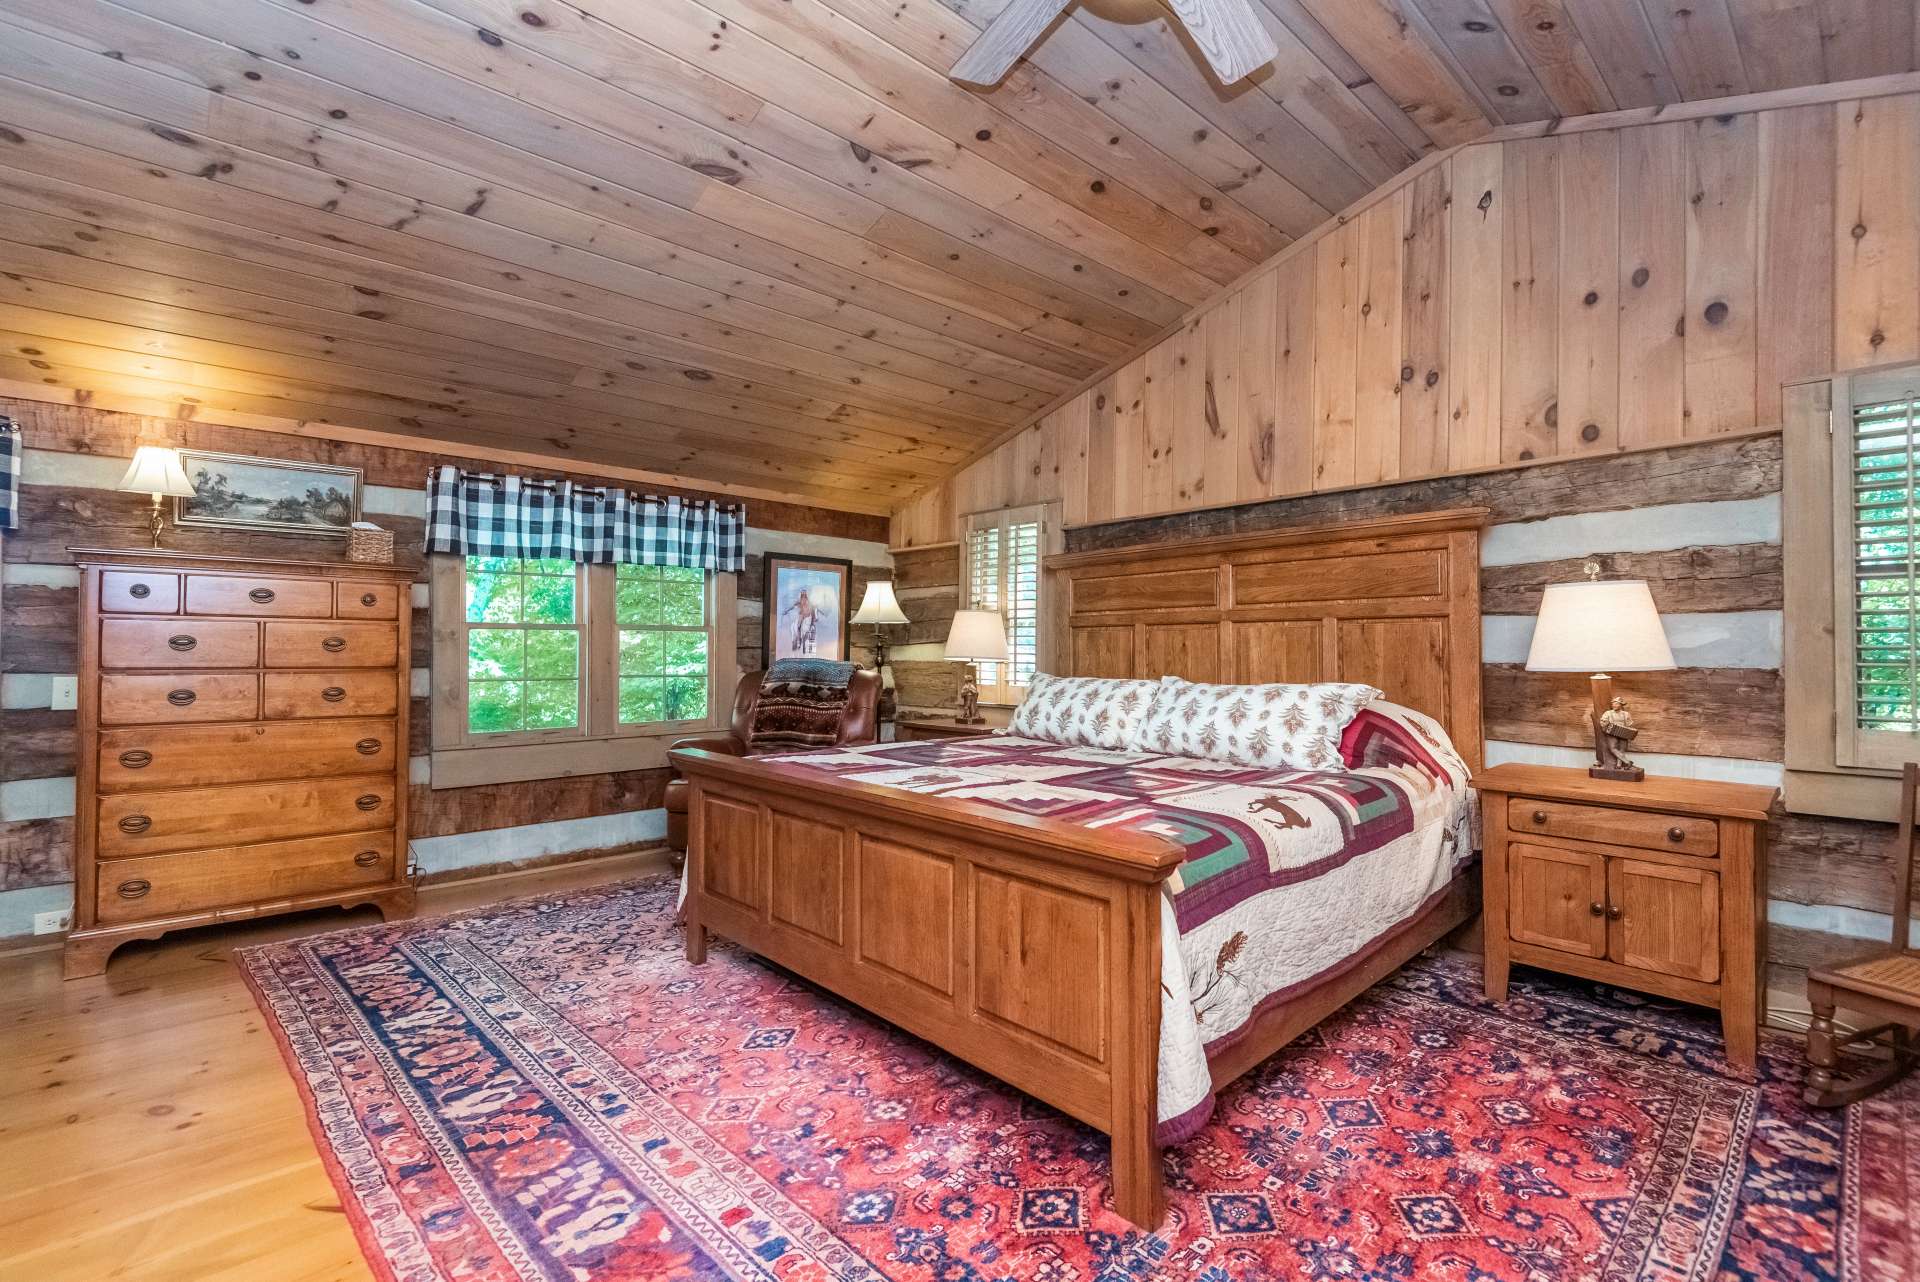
(763, 552), (852, 663)
(174, 450), (362, 537)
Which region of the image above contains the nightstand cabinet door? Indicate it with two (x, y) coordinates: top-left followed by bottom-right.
(1609, 858), (1721, 983)
(1509, 843), (1608, 958)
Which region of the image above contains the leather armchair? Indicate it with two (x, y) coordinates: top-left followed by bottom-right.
(664, 668), (882, 852)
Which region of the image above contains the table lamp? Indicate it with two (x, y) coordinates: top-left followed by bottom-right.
(116, 446), (198, 549)
(851, 580), (911, 721)
(1524, 562), (1676, 782)
(943, 608), (1008, 724)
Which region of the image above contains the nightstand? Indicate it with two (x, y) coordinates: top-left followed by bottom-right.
(1473, 763), (1777, 1074)
(893, 716), (1002, 742)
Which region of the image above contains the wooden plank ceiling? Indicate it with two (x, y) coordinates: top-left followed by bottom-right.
(0, 0), (1907, 514)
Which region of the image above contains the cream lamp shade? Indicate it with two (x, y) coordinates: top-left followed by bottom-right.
(116, 446), (198, 499)
(944, 608), (1009, 662)
(850, 580), (911, 625)
(1524, 578), (1676, 673)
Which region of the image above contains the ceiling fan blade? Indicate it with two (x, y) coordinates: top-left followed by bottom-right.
(949, 0), (1076, 86)
(1162, 0), (1279, 84)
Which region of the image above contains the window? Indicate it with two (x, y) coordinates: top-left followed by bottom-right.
(432, 555), (735, 781)
(963, 505), (1044, 705)
(1836, 378), (1920, 767)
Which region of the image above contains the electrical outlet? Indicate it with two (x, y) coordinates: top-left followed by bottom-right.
(33, 909), (71, 935)
(49, 676), (78, 711)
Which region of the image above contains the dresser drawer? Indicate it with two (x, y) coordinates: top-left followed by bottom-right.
(96, 775), (396, 857)
(100, 570), (179, 614)
(336, 581), (401, 620)
(261, 671), (399, 719)
(100, 618), (260, 669)
(94, 832), (397, 924)
(1507, 797), (1719, 858)
(97, 719), (397, 791)
(264, 621), (397, 669)
(99, 673), (259, 726)
(185, 574), (334, 618)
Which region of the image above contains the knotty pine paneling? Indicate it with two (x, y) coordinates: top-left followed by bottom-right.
(891, 91), (1893, 550)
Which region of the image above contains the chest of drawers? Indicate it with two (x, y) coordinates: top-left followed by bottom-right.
(64, 550), (418, 978)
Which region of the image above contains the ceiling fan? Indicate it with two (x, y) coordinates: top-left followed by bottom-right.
(949, 0), (1278, 88)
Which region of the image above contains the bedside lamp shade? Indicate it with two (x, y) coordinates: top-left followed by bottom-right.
(944, 608), (1009, 661)
(116, 446), (198, 499)
(851, 580), (911, 625)
(1524, 579), (1675, 673)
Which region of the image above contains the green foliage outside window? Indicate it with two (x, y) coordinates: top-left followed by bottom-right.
(617, 563), (708, 725)
(465, 556), (580, 734)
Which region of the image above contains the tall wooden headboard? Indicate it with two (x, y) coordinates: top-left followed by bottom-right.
(1043, 508), (1488, 770)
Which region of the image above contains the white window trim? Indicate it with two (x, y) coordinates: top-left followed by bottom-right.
(960, 502), (1055, 707)
(429, 554), (737, 788)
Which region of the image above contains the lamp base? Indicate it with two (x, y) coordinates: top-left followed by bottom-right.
(1588, 762), (1646, 783)
(1586, 672), (1646, 783)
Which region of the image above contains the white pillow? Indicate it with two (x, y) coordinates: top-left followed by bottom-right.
(1009, 674), (1166, 751)
(1136, 680), (1381, 771)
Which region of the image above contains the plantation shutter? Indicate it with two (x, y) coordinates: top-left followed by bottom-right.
(963, 505), (1044, 703)
(1838, 378), (1920, 767)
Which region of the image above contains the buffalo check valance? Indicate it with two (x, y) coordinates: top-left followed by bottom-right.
(424, 466), (746, 571)
(0, 416), (19, 531)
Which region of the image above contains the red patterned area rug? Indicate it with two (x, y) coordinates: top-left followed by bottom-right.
(241, 876), (1873, 1282)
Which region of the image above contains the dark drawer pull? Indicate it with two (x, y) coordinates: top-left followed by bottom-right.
(321, 636), (348, 653)
(1667, 826), (1686, 843)
(168, 634), (197, 652)
(355, 793), (382, 811)
(166, 689), (197, 707)
(356, 737), (381, 755)
(360, 592), (378, 607)
(353, 850), (381, 867)
(321, 686), (347, 703)
(116, 879), (151, 900)
(118, 749), (153, 769)
(128, 583), (151, 600)
(117, 814), (152, 834)
(1531, 809), (1547, 824)
(249, 587), (277, 603)
(1588, 901), (1604, 917)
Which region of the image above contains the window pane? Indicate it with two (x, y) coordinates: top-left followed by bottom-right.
(524, 572), (576, 624)
(467, 555), (517, 575)
(661, 564), (704, 584)
(663, 630), (708, 675)
(525, 680), (580, 730)
(619, 628), (665, 675)
(524, 557), (576, 576)
(666, 676), (707, 721)
(525, 629), (578, 679)
(468, 629), (523, 679)
(466, 573), (521, 624)
(468, 680), (524, 733)
(616, 575), (664, 625)
(660, 579), (704, 627)
(619, 676), (666, 723)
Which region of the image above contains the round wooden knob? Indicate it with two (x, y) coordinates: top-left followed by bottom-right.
(117, 879), (151, 899)
(355, 794), (382, 811)
(322, 636), (348, 653)
(167, 634), (197, 652)
(353, 850), (381, 867)
(1667, 826), (1685, 842)
(321, 686), (347, 703)
(1531, 810), (1548, 824)
(361, 592), (378, 607)
(166, 689), (196, 707)
(118, 749), (153, 769)
(355, 738), (381, 755)
(1607, 905), (1623, 920)
(249, 587), (276, 603)
(118, 814), (152, 834)
(1588, 901), (1604, 916)
(128, 583), (151, 599)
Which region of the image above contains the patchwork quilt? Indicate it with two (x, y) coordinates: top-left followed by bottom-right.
(759, 728), (1476, 1142)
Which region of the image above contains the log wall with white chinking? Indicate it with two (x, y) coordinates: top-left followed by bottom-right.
(0, 396), (891, 942)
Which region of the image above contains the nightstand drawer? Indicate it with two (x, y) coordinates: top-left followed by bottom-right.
(1507, 797), (1718, 858)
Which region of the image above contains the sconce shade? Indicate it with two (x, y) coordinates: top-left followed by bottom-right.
(1525, 579), (1676, 673)
(117, 447), (198, 499)
(944, 608), (1009, 662)
(850, 580), (911, 625)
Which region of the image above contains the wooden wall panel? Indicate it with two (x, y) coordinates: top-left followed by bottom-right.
(1500, 137), (1561, 462)
(1400, 165), (1450, 477)
(1833, 95), (1920, 369)
(1447, 142), (1505, 471)
(1556, 131), (1621, 454)
(1618, 123), (1688, 450)
(1683, 114), (1760, 437)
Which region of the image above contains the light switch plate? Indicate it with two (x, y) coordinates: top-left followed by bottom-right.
(49, 676), (79, 711)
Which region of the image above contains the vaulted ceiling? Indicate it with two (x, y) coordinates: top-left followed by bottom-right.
(0, 0), (1908, 514)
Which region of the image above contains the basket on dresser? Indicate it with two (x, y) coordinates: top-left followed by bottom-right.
(65, 548), (419, 978)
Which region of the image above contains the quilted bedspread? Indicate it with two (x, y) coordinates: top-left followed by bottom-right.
(761, 727), (1476, 1142)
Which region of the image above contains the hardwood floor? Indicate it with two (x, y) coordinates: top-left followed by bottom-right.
(0, 849), (670, 1282)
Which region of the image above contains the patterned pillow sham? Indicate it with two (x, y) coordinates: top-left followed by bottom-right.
(1136, 679), (1381, 771)
(1008, 673), (1167, 750)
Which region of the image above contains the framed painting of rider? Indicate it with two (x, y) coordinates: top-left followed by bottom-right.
(762, 551), (853, 664)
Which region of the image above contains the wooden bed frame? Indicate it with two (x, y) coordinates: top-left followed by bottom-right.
(673, 508), (1487, 1228)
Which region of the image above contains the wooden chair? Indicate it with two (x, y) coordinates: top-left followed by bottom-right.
(1805, 762), (1920, 1107)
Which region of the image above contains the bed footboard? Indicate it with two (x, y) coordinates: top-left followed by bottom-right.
(674, 747), (1184, 1229)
